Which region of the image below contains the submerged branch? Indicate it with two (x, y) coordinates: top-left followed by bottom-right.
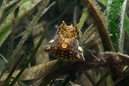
(13, 52), (129, 81)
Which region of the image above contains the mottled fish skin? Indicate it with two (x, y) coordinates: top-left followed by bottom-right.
(44, 21), (85, 61)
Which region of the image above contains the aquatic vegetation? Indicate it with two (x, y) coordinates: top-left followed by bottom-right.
(0, 0), (129, 86)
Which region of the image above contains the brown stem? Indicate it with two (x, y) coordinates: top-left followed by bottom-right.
(19, 52), (129, 81)
(82, 0), (113, 51)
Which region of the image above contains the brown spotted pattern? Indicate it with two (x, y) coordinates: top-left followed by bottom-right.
(44, 21), (85, 61)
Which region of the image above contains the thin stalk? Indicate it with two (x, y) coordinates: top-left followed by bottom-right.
(118, 0), (127, 52)
(73, 6), (78, 26)
(81, 24), (93, 43)
(0, 0), (8, 19)
(82, 0), (113, 51)
(5, 0), (19, 8)
(77, 8), (88, 30)
(0, 53), (8, 80)
(124, 15), (129, 35)
(0, 53), (8, 63)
